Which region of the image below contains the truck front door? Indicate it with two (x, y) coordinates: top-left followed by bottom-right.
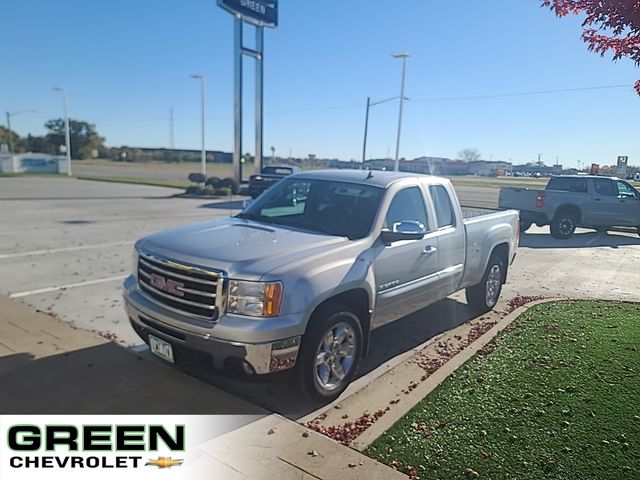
(588, 179), (640, 227)
(372, 186), (441, 328)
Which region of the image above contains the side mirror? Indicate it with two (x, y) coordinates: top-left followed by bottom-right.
(381, 220), (426, 244)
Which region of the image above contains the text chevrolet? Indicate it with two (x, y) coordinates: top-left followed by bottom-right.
(124, 170), (519, 401)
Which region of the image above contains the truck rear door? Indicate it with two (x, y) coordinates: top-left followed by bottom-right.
(427, 184), (466, 296)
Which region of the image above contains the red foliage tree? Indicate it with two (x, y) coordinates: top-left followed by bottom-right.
(542, 0), (640, 94)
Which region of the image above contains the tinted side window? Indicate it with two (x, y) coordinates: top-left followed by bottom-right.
(386, 187), (429, 230)
(430, 185), (456, 228)
(594, 179), (615, 196)
(547, 177), (586, 193)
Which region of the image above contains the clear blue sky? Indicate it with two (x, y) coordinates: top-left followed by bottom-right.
(2, 0), (639, 167)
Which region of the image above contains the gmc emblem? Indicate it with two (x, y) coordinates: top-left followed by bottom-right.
(149, 273), (185, 297)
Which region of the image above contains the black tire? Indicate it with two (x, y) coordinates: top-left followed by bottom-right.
(296, 305), (363, 403)
(519, 220), (533, 233)
(550, 211), (577, 239)
(466, 253), (506, 314)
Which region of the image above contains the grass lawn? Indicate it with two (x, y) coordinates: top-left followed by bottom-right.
(367, 301), (640, 480)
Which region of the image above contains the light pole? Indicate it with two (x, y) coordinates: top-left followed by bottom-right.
(361, 95), (409, 164)
(392, 53), (410, 172)
(5, 110), (36, 154)
(52, 87), (72, 176)
(190, 74), (207, 177)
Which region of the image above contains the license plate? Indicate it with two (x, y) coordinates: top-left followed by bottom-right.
(149, 335), (174, 363)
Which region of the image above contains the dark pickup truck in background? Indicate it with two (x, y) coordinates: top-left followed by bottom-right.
(499, 175), (640, 239)
(248, 165), (302, 198)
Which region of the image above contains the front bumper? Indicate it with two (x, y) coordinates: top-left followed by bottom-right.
(123, 276), (301, 375)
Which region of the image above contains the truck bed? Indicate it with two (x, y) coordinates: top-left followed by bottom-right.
(460, 207), (519, 289)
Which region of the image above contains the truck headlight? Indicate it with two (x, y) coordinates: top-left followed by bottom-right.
(227, 280), (283, 317)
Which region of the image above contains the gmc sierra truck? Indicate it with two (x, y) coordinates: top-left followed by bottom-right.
(124, 170), (519, 401)
(499, 175), (640, 239)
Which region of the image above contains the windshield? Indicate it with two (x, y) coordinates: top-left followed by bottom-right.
(238, 178), (384, 239)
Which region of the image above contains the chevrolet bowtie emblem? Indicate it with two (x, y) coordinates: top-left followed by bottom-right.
(145, 457), (184, 468)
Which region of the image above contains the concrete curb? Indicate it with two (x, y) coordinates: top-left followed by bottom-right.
(350, 297), (561, 451)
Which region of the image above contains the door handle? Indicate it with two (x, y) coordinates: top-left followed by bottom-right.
(422, 246), (437, 255)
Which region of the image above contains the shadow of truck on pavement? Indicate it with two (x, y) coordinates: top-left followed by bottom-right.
(520, 230), (640, 249)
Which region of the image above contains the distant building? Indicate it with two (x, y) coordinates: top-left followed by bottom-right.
(512, 163), (562, 176)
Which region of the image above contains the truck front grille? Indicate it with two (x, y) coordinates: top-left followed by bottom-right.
(137, 253), (224, 321)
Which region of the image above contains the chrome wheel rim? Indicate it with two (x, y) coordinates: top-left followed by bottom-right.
(559, 217), (575, 235)
(485, 264), (502, 307)
(314, 322), (356, 391)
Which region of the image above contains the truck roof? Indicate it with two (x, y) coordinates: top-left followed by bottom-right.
(551, 175), (622, 180)
(292, 169), (443, 188)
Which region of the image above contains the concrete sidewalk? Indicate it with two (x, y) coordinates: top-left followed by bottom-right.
(0, 295), (405, 479)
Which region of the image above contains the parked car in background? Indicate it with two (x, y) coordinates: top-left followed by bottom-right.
(499, 175), (640, 239)
(124, 170), (519, 401)
(248, 165), (302, 198)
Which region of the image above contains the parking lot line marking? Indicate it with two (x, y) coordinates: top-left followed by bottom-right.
(0, 241), (135, 260)
(9, 275), (129, 298)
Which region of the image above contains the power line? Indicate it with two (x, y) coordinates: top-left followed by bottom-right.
(411, 84), (634, 103)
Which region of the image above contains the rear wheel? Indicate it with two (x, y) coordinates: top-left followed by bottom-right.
(296, 305), (362, 403)
(466, 253), (506, 314)
(550, 211), (577, 239)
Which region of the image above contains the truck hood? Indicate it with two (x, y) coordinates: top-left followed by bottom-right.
(138, 217), (359, 279)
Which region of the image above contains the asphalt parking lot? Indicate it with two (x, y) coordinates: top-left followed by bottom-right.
(2, 176), (640, 417)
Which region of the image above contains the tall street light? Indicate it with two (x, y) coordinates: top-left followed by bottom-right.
(392, 53), (410, 172)
(361, 95), (408, 164)
(5, 109), (36, 154)
(190, 74), (207, 177)
(52, 87), (72, 176)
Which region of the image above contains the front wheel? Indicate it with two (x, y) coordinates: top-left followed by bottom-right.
(466, 254), (506, 314)
(295, 305), (363, 403)
(550, 212), (577, 239)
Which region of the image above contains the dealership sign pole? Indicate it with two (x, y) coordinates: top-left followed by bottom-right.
(218, 0), (278, 183)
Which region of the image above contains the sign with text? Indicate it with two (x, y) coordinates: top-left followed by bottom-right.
(218, 0), (278, 27)
(617, 155), (628, 178)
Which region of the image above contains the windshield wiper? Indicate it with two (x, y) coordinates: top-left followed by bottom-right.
(235, 212), (270, 223)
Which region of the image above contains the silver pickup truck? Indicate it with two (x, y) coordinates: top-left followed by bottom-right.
(499, 175), (640, 239)
(123, 170), (519, 401)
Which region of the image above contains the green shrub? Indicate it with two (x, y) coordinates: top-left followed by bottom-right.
(215, 186), (232, 196)
(188, 172), (207, 184)
(185, 185), (200, 194)
(221, 177), (240, 194)
(206, 176), (222, 188)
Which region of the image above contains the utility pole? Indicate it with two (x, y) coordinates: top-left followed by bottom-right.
(5, 112), (13, 154)
(392, 53), (410, 172)
(5, 109), (36, 154)
(189, 75), (206, 176)
(169, 106), (175, 149)
(52, 87), (72, 176)
(362, 97), (370, 163)
(361, 95), (408, 165)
